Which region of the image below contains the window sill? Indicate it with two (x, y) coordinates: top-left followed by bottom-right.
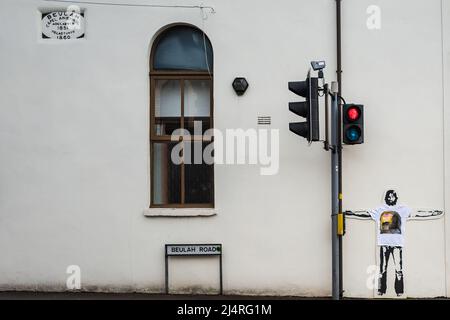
(143, 208), (217, 217)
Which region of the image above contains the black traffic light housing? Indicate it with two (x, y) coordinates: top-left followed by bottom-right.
(288, 71), (319, 142)
(342, 104), (364, 144)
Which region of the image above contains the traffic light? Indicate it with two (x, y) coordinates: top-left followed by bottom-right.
(288, 71), (319, 142)
(342, 104), (364, 144)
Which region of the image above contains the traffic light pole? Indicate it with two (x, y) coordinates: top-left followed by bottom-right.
(335, 0), (344, 299)
(288, 65), (351, 300)
(330, 82), (340, 300)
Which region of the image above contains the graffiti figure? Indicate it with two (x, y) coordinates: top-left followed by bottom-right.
(346, 189), (443, 296)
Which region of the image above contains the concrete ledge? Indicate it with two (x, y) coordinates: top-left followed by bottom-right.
(143, 208), (217, 217)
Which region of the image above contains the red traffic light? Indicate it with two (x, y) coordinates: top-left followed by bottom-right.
(342, 104), (364, 144)
(346, 106), (360, 121)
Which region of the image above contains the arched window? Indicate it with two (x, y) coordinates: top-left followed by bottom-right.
(150, 25), (214, 208)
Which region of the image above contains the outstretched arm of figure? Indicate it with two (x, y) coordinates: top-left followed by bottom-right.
(344, 210), (372, 220)
(408, 209), (444, 220)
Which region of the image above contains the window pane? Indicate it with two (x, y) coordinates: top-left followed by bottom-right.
(184, 142), (213, 204)
(184, 80), (211, 135)
(155, 80), (181, 136)
(153, 26), (213, 71)
(152, 142), (181, 205)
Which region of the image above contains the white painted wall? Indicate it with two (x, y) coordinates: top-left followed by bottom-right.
(0, 0), (447, 297)
(443, 0), (450, 299)
(342, 0), (446, 298)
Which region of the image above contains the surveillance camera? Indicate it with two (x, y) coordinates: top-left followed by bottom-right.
(311, 60), (326, 71)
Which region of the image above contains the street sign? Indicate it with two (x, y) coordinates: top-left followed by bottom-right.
(166, 244), (222, 256)
(165, 244), (223, 295)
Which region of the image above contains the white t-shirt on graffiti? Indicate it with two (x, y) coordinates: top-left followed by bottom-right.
(370, 204), (412, 247)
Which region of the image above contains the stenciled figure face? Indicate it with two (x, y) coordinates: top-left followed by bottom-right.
(384, 189), (398, 206)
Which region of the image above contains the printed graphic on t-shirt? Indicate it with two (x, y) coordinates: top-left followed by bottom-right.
(379, 211), (402, 234)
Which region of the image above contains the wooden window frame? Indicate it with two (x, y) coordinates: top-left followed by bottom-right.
(149, 55), (214, 208)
